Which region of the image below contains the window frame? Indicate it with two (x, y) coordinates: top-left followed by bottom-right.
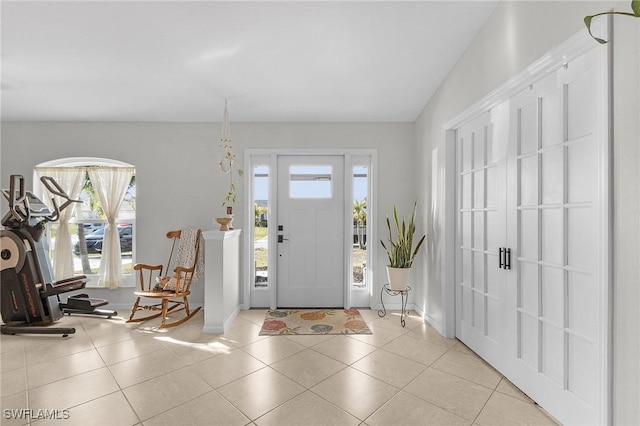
(34, 157), (136, 288)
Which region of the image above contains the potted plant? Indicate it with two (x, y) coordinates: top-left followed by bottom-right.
(220, 149), (242, 207)
(380, 201), (426, 290)
(216, 149), (242, 230)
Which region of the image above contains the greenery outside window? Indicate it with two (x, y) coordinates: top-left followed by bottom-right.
(352, 165), (368, 289)
(253, 165), (269, 288)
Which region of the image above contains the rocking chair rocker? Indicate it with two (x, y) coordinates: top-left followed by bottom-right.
(127, 229), (202, 328)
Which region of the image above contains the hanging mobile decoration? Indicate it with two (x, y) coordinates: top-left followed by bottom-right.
(219, 99), (234, 173)
(218, 99), (243, 212)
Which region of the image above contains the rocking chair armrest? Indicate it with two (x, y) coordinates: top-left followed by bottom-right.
(133, 263), (164, 291)
(134, 263), (163, 272)
(173, 265), (195, 275)
(172, 266), (196, 293)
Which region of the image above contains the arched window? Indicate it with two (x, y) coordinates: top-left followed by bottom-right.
(34, 157), (136, 288)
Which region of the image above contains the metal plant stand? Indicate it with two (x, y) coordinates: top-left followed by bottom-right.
(378, 284), (411, 327)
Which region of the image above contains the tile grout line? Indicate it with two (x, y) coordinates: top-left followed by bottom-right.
(471, 383), (501, 425)
(391, 340), (495, 423)
(85, 317), (145, 426)
(305, 370), (402, 423)
(232, 325), (390, 424)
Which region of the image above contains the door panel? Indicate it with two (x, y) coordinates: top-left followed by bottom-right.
(277, 156), (344, 308)
(506, 49), (602, 423)
(457, 47), (606, 425)
(456, 107), (508, 363)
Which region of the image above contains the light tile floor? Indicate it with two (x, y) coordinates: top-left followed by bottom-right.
(1, 309), (559, 425)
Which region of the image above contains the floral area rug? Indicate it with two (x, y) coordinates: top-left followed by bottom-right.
(259, 309), (373, 335)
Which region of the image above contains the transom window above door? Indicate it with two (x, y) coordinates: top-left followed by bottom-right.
(289, 165), (333, 199)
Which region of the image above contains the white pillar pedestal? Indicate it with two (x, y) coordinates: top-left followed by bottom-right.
(202, 229), (242, 334)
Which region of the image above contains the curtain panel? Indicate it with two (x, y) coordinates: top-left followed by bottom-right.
(35, 167), (85, 280)
(88, 167), (134, 289)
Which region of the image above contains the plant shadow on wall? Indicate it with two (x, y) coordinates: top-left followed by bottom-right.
(216, 100), (243, 231)
(380, 201), (426, 291)
(584, 0), (639, 43)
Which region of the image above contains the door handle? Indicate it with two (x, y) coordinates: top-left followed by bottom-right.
(498, 247), (512, 270)
(278, 235), (289, 243)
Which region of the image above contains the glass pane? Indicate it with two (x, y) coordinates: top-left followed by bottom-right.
(47, 221), (134, 276)
(289, 165), (332, 199)
(254, 165), (269, 288)
(47, 172), (136, 279)
(353, 165), (368, 288)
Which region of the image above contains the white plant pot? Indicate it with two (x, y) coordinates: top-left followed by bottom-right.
(386, 266), (411, 291)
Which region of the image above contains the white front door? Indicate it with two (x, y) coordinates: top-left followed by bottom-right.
(276, 155), (344, 308)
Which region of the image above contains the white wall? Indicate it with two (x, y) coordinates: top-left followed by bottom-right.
(611, 13), (640, 426)
(0, 121), (414, 309)
(413, 1), (639, 424)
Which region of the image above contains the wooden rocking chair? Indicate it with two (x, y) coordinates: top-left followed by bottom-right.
(127, 229), (202, 328)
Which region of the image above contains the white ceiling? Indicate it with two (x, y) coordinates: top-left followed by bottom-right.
(1, 1), (498, 122)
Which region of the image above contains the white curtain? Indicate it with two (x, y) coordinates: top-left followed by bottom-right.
(88, 166), (134, 288)
(35, 167), (85, 280)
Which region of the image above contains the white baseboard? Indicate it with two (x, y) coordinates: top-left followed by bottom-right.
(202, 325), (224, 334)
(202, 304), (242, 334)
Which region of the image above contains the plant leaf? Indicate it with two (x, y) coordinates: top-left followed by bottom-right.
(584, 7), (639, 44)
(584, 15), (608, 44)
(393, 207), (400, 234)
(412, 235), (426, 260)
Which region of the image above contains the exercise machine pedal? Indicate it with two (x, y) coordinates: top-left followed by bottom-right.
(60, 294), (117, 318)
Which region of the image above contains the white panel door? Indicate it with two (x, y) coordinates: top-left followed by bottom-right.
(505, 49), (604, 425)
(455, 108), (508, 368)
(456, 46), (607, 425)
(276, 156), (344, 308)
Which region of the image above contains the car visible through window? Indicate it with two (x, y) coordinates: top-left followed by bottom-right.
(73, 225), (133, 255)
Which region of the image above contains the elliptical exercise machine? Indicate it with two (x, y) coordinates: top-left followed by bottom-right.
(1, 174), (116, 337)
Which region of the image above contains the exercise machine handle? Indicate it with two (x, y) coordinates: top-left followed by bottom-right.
(5, 175), (29, 223)
(39, 176), (82, 217)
